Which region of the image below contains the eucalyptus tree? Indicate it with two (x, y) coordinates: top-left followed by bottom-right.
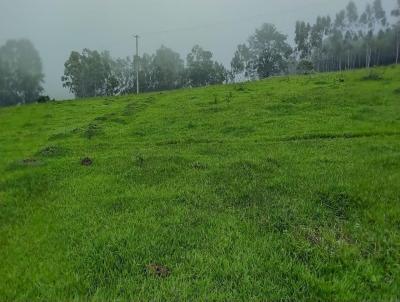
(233, 23), (292, 79)
(112, 57), (135, 95)
(309, 16), (331, 71)
(359, 4), (375, 67)
(152, 46), (185, 90)
(62, 49), (115, 98)
(372, 0), (388, 65)
(231, 44), (251, 81)
(137, 53), (156, 92)
(331, 9), (346, 70)
(392, 0), (400, 64)
(295, 21), (312, 60)
(186, 45), (228, 87)
(359, 0), (387, 67)
(0, 39), (44, 106)
(344, 1), (359, 69)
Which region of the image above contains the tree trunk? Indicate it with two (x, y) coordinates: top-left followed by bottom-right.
(366, 47), (371, 68)
(396, 33), (399, 65)
(347, 51), (350, 70)
(376, 50), (380, 66)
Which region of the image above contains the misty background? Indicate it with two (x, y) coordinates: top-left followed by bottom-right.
(0, 0), (395, 99)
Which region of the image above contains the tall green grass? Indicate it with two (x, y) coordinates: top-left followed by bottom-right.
(0, 66), (399, 301)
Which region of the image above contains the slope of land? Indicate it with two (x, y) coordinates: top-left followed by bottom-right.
(0, 67), (400, 301)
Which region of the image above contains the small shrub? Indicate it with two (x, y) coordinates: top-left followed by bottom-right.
(36, 95), (54, 103)
(317, 191), (362, 219)
(135, 155), (145, 167)
(48, 132), (70, 141)
(123, 103), (136, 116)
(394, 88), (400, 95)
(37, 146), (67, 157)
(110, 118), (127, 125)
(94, 115), (108, 122)
(84, 123), (103, 139)
(297, 60), (314, 75)
(72, 127), (82, 134)
(191, 161), (207, 170)
(22, 158), (39, 165)
(225, 92), (233, 103)
(235, 84), (246, 92)
(213, 94), (218, 105)
(362, 70), (383, 81)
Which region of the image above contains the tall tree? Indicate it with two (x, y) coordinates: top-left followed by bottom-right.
(310, 17), (326, 71)
(331, 9), (346, 70)
(231, 44), (251, 80)
(359, 0), (387, 67)
(152, 46), (184, 90)
(112, 57), (135, 95)
(235, 23), (292, 79)
(372, 0), (388, 64)
(359, 3), (375, 67)
(344, 1), (359, 68)
(0, 39), (44, 106)
(137, 53), (156, 92)
(392, 0), (400, 64)
(316, 16), (332, 71)
(186, 45), (227, 87)
(62, 49), (115, 98)
(295, 21), (312, 59)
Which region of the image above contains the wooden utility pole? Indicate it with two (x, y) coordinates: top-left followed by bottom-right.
(134, 35), (140, 94)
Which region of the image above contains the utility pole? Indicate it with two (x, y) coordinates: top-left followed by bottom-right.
(134, 35), (140, 94)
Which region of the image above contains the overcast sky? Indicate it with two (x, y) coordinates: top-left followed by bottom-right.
(0, 0), (395, 99)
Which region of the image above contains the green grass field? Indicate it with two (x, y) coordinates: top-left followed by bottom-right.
(1, 66), (400, 301)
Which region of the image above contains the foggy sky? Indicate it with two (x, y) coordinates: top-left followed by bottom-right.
(0, 0), (395, 99)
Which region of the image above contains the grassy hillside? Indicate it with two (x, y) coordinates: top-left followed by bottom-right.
(1, 66), (400, 301)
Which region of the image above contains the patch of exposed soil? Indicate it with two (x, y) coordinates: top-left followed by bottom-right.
(81, 157), (93, 166)
(146, 264), (170, 278)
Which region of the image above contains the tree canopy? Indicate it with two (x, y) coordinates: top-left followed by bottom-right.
(62, 45), (229, 98)
(62, 49), (116, 98)
(0, 39), (44, 106)
(231, 23), (292, 80)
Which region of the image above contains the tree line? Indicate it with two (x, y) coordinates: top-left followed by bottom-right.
(61, 45), (229, 98)
(1, 0), (399, 105)
(62, 0), (400, 99)
(291, 0), (400, 72)
(232, 0), (400, 78)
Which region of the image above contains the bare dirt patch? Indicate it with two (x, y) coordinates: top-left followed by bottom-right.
(81, 157), (93, 166)
(145, 264), (170, 278)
